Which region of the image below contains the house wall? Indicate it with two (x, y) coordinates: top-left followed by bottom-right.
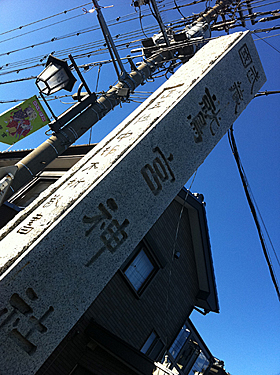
(37, 199), (200, 375)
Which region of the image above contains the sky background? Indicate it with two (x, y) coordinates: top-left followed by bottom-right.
(0, 1), (279, 374)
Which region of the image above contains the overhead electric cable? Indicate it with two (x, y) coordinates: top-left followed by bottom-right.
(0, 19), (208, 75)
(240, 0), (280, 10)
(138, 6), (149, 38)
(0, 76), (37, 85)
(0, 14), (86, 46)
(164, 171), (197, 346)
(0, 31), (220, 79)
(0, 3), (92, 37)
(253, 24), (280, 32)
(0, 1), (202, 58)
(174, 0), (187, 18)
(228, 126), (280, 302)
(255, 89), (280, 96)
(252, 32), (280, 53)
(213, 12), (280, 31)
(0, 17), (161, 58)
(0, 0), (276, 82)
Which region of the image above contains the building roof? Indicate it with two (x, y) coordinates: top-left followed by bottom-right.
(0, 144), (97, 170)
(176, 189), (219, 313)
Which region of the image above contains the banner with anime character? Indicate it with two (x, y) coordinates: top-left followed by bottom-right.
(0, 96), (50, 145)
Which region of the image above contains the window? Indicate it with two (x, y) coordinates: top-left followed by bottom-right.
(11, 179), (55, 208)
(169, 324), (191, 359)
(9, 176), (61, 209)
(122, 242), (159, 295)
(141, 330), (165, 361)
(188, 351), (209, 375)
(165, 321), (212, 375)
(124, 248), (153, 291)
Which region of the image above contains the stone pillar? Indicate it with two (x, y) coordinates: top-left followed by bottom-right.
(0, 31), (266, 374)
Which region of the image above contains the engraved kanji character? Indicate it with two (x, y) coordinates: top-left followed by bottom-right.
(247, 66), (260, 94)
(160, 87), (177, 99)
(101, 145), (120, 157)
(85, 218), (129, 267)
(83, 198), (118, 237)
(187, 112), (206, 143)
(188, 87), (221, 142)
(229, 81), (244, 114)
(100, 219), (129, 252)
(199, 87), (221, 135)
(82, 161), (99, 172)
(137, 114), (150, 122)
(239, 44), (252, 68)
(0, 288), (54, 355)
(148, 100), (163, 110)
(63, 178), (85, 190)
(117, 132), (133, 141)
(141, 147), (175, 195)
(42, 194), (62, 208)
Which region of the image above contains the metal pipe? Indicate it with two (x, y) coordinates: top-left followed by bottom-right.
(68, 54), (91, 95)
(196, 0), (233, 24)
(150, 0), (171, 48)
(92, 0), (127, 80)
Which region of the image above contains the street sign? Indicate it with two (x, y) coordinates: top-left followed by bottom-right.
(0, 31), (266, 374)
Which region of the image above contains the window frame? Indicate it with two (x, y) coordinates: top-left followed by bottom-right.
(140, 330), (165, 361)
(168, 324), (191, 360)
(9, 173), (63, 209)
(121, 240), (160, 297)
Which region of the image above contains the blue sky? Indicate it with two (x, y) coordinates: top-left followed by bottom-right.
(0, 1), (279, 374)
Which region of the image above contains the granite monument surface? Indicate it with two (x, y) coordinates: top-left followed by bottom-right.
(0, 31), (266, 374)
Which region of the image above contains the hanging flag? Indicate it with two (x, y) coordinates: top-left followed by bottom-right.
(0, 95), (50, 145)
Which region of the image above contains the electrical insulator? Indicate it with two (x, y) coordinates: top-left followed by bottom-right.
(132, 0), (150, 7)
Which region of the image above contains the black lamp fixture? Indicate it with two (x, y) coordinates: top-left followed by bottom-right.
(36, 55), (77, 96)
(35, 53), (96, 131)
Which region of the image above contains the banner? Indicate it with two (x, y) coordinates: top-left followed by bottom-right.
(0, 96), (50, 145)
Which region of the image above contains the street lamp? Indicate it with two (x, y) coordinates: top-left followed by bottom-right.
(35, 54), (96, 131)
(36, 55), (77, 95)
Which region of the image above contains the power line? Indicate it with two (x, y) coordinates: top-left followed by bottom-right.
(5, 0), (275, 72)
(255, 89), (280, 96)
(1, 0), (278, 104)
(0, 1), (205, 59)
(253, 24), (280, 32)
(252, 31), (280, 53)
(173, 0), (188, 19)
(0, 7), (153, 55)
(0, 18), (200, 75)
(0, 14), (87, 46)
(0, 76), (37, 85)
(0, 0), (275, 52)
(0, 3), (92, 38)
(0, 90), (154, 104)
(212, 7), (280, 31)
(1, 26), (279, 81)
(228, 126), (280, 302)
